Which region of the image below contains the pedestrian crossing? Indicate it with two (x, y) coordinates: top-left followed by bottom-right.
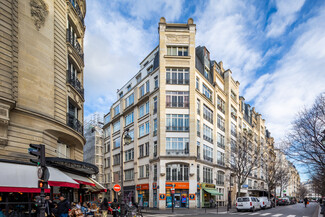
(143, 213), (311, 217)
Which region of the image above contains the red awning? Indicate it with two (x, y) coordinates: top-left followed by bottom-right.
(47, 167), (79, 188)
(64, 172), (95, 186)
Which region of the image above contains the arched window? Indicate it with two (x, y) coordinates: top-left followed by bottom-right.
(166, 163), (189, 181)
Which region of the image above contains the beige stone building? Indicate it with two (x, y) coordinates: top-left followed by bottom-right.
(0, 0), (103, 204)
(102, 18), (275, 209)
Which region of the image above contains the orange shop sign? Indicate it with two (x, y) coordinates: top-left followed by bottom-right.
(136, 184), (149, 191)
(165, 182), (189, 189)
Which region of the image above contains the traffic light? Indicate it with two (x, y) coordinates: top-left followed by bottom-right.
(29, 144), (45, 166)
(38, 180), (48, 189)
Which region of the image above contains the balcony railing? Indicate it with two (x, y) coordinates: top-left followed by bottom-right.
(68, 0), (84, 25)
(166, 102), (189, 108)
(66, 29), (84, 61)
(203, 135), (213, 144)
(217, 142), (225, 149)
(166, 79), (189, 85)
(216, 181), (224, 186)
(66, 112), (83, 135)
(67, 70), (84, 98)
(203, 114), (213, 124)
(217, 105), (225, 114)
(231, 131), (237, 137)
(203, 156), (213, 162)
(231, 113), (237, 121)
(153, 130), (157, 136)
(217, 123), (225, 132)
(166, 149), (189, 156)
(166, 126), (189, 132)
(217, 161), (225, 166)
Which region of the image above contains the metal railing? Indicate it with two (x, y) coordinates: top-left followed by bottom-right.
(166, 79), (189, 85)
(203, 113), (213, 123)
(217, 142), (225, 149)
(66, 29), (84, 61)
(217, 123), (225, 132)
(217, 105), (225, 113)
(203, 156), (213, 162)
(166, 126), (189, 131)
(67, 70), (84, 98)
(166, 102), (189, 108)
(68, 0), (84, 25)
(231, 130), (237, 137)
(66, 112), (83, 135)
(166, 149), (189, 156)
(217, 161), (225, 166)
(153, 130), (157, 136)
(203, 135), (213, 143)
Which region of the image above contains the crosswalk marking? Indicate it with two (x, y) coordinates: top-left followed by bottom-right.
(286, 215), (296, 217)
(249, 212), (261, 215)
(271, 214), (283, 217)
(260, 213), (272, 216)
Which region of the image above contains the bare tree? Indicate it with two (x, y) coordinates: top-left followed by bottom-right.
(299, 184), (308, 199)
(277, 165), (290, 197)
(230, 129), (260, 198)
(265, 156), (282, 199)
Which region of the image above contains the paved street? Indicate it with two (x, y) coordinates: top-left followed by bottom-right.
(141, 203), (318, 217)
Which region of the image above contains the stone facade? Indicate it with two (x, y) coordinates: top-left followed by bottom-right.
(102, 18), (276, 209)
(0, 0), (86, 161)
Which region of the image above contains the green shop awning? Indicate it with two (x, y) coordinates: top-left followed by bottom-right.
(204, 188), (223, 196)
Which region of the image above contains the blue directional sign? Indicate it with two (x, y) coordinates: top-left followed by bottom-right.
(242, 184), (249, 188)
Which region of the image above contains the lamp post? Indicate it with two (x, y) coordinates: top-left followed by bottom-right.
(120, 128), (132, 216)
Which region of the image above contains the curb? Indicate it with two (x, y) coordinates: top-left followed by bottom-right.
(313, 205), (320, 217)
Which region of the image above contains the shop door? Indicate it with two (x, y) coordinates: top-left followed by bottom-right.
(196, 192), (200, 208)
(138, 194), (143, 206)
(175, 193), (181, 208)
(153, 190), (157, 208)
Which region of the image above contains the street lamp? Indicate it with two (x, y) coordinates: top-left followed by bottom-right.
(120, 128), (132, 216)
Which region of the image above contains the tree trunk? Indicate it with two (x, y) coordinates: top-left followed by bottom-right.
(237, 181), (241, 199)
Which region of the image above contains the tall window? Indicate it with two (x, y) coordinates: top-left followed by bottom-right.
(217, 115), (225, 132)
(231, 106), (237, 120)
(153, 118), (157, 136)
(166, 68), (189, 84)
(139, 145), (144, 158)
(125, 94), (134, 108)
(166, 164), (189, 181)
(153, 97), (158, 114)
(113, 137), (120, 149)
(154, 164), (157, 181)
(203, 167), (213, 183)
(125, 149), (134, 161)
(203, 104), (213, 123)
(197, 165), (200, 182)
(124, 169), (134, 181)
(197, 119), (200, 137)
(145, 142), (149, 156)
(154, 76), (159, 89)
(125, 112), (134, 126)
(104, 114), (110, 124)
(204, 68), (210, 80)
(202, 84), (212, 101)
(166, 137), (189, 153)
(113, 105), (120, 116)
(166, 91), (189, 108)
(113, 120), (120, 133)
(139, 80), (150, 98)
(139, 165), (145, 178)
(154, 141), (157, 157)
(197, 141), (200, 159)
(139, 121), (149, 137)
(203, 124), (213, 143)
(113, 154), (120, 165)
(216, 171), (225, 185)
(231, 139), (237, 152)
(196, 77), (200, 90)
(231, 122), (237, 137)
(167, 46), (188, 56)
(217, 96), (225, 113)
(217, 151), (225, 166)
(139, 101), (149, 118)
(203, 145), (213, 162)
(231, 90), (237, 101)
(197, 99), (200, 114)
(166, 114), (189, 131)
(217, 133), (225, 149)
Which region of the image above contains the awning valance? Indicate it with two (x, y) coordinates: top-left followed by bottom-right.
(88, 178), (106, 192)
(204, 188), (223, 196)
(47, 167), (79, 188)
(64, 172), (95, 186)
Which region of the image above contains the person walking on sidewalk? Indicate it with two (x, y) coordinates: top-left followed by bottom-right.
(111, 199), (118, 217)
(304, 197), (308, 208)
(57, 195), (71, 217)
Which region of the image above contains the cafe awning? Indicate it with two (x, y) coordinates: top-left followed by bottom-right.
(88, 178), (107, 192)
(64, 172), (95, 186)
(47, 167), (80, 188)
(204, 188), (223, 196)
(0, 162), (50, 193)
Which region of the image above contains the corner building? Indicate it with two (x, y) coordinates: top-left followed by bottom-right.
(103, 18), (275, 209)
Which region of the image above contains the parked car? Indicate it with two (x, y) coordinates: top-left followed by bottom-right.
(236, 197), (261, 212)
(290, 197), (297, 204)
(278, 197), (290, 206)
(259, 197), (272, 209)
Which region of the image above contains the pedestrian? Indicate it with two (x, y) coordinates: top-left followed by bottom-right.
(304, 197), (308, 208)
(57, 195), (71, 217)
(100, 198), (108, 217)
(210, 198), (214, 208)
(45, 195), (54, 217)
(111, 199), (118, 217)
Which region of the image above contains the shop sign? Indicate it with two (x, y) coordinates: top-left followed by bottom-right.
(189, 194), (196, 200)
(152, 183), (157, 189)
(197, 183), (201, 189)
(201, 183), (215, 189)
(136, 184), (149, 191)
(159, 194), (166, 200)
(113, 184), (121, 192)
(166, 182), (189, 189)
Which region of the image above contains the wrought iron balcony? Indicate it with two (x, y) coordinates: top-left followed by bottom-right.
(67, 70), (84, 98)
(203, 156), (213, 162)
(217, 142), (225, 149)
(166, 126), (189, 132)
(203, 135), (213, 144)
(166, 102), (189, 108)
(68, 0), (84, 25)
(216, 181), (224, 186)
(66, 112), (83, 135)
(217, 123), (225, 132)
(231, 130), (237, 137)
(66, 29), (84, 61)
(166, 149), (189, 156)
(166, 79), (189, 85)
(203, 113), (213, 123)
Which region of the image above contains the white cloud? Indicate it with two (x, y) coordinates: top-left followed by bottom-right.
(266, 0), (305, 38)
(253, 6), (325, 140)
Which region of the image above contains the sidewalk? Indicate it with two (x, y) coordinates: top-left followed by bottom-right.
(140, 206), (237, 215)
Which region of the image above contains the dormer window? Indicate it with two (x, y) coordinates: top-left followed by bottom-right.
(127, 84), (132, 91)
(147, 65), (153, 74)
(136, 74), (142, 83)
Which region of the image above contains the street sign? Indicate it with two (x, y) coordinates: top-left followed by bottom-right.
(242, 184), (249, 188)
(113, 184), (121, 192)
(283, 190), (286, 192)
(171, 189), (175, 194)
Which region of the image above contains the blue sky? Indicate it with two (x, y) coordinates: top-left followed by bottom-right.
(83, 0), (325, 181)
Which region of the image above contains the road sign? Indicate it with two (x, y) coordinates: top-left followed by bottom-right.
(171, 189), (175, 194)
(242, 184), (249, 188)
(283, 190), (286, 192)
(113, 184), (121, 192)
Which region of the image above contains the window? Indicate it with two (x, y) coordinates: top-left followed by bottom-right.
(166, 114), (189, 131)
(216, 171), (225, 185)
(113, 154), (120, 165)
(146, 80), (150, 93)
(231, 90), (237, 101)
(166, 164), (189, 181)
(113, 120), (120, 133)
(196, 77), (200, 90)
(136, 74), (141, 83)
(197, 99), (200, 114)
(231, 139), (237, 152)
(203, 104), (213, 123)
(166, 138), (189, 154)
(139, 121), (149, 137)
(113, 105), (120, 116)
(129, 130), (134, 141)
(203, 124), (213, 143)
(125, 149), (134, 162)
(153, 118), (157, 136)
(139, 166), (144, 178)
(139, 145), (144, 158)
(231, 122), (237, 137)
(204, 68), (210, 80)
(166, 91), (189, 108)
(217, 115), (225, 132)
(104, 127), (110, 139)
(166, 68), (189, 84)
(167, 46), (188, 56)
(139, 81), (149, 98)
(125, 112), (134, 126)
(124, 169), (134, 181)
(217, 151), (225, 166)
(203, 167), (213, 183)
(147, 65), (153, 74)
(125, 94), (134, 108)
(119, 92), (123, 98)
(154, 76), (159, 89)
(105, 141), (110, 153)
(197, 119), (200, 137)
(217, 96), (225, 113)
(217, 133), (225, 149)
(154, 141), (157, 157)
(197, 165), (200, 182)
(203, 145), (213, 162)
(231, 106), (237, 120)
(113, 137), (120, 149)
(139, 101), (149, 118)
(146, 164), (149, 177)
(202, 84), (212, 101)
(145, 142), (149, 156)
(104, 114), (110, 124)
(153, 97), (157, 114)
(197, 141), (200, 159)
(154, 164), (157, 181)
(127, 84), (132, 91)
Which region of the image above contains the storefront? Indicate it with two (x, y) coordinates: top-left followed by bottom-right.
(123, 186), (135, 205)
(136, 184), (149, 207)
(152, 183), (158, 208)
(165, 182), (189, 208)
(196, 183), (201, 208)
(201, 183), (223, 208)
